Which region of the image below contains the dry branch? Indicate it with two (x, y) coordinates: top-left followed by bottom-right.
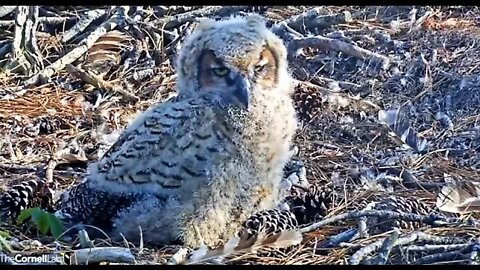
(69, 247), (136, 265)
(6, 6), (43, 76)
(284, 8), (353, 33)
(367, 229), (399, 265)
(154, 6), (252, 30)
(349, 231), (466, 265)
(412, 248), (471, 264)
(65, 64), (139, 102)
(0, 6), (17, 18)
(21, 6), (127, 88)
(288, 36), (391, 70)
(62, 9), (106, 43)
(0, 16), (73, 28)
(299, 209), (465, 234)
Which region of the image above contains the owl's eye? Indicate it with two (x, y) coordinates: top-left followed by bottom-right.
(212, 67), (230, 77)
(254, 64), (267, 74)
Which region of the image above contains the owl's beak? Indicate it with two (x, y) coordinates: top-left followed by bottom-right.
(231, 73), (250, 110)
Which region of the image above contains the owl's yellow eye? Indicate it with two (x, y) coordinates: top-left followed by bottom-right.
(212, 67), (229, 77)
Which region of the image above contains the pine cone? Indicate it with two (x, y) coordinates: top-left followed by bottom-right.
(293, 85), (326, 122)
(0, 179), (57, 221)
(285, 183), (338, 225)
(240, 209), (298, 238)
(367, 196), (434, 233)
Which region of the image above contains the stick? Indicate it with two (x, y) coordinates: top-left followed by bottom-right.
(299, 209), (461, 234)
(167, 247), (191, 265)
(405, 243), (473, 253)
(0, 6), (17, 18)
(349, 231), (466, 265)
(69, 247), (136, 265)
(0, 16), (73, 28)
(65, 64), (139, 102)
(288, 36), (391, 70)
(22, 6), (128, 87)
(294, 80), (382, 111)
(412, 249), (471, 265)
(0, 163), (39, 173)
(62, 9), (106, 43)
(285, 9), (353, 33)
(154, 6), (253, 30)
(367, 229), (400, 265)
(45, 158), (57, 183)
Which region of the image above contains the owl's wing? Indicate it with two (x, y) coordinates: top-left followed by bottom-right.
(88, 95), (235, 194)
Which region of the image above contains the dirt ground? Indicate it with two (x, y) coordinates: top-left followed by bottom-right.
(0, 6), (479, 265)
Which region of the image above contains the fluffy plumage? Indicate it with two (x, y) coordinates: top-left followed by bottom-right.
(55, 14), (297, 248)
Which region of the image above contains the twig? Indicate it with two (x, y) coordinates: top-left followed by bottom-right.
(45, 158), (57, 183)
(405, 243), (473, 253)
(167, 247), (191, 265)
(0, 16), (73, 28)
(468, 238), (480, 265)
(322, 228), (358, 248)
(294, 80), (381, 111)
(367, 229), (400, 265)
(288, 36), (391, 70)
(78, 229), (95, 248)
(284, 8), (353, 33)
(349, 231), (466, 265)
(65, 64), (139, 102)
(0, 6), (17, 18)
(0, 41), (11, 60)
(154, 6), (253, 30)
(62, 9), (106, 43)
(412, 249), (470, 265)
(299, 209), (461, 234)
(0, 163), (39, 173)
(18, 6), (128, 89)
(69, 247), (135, 265)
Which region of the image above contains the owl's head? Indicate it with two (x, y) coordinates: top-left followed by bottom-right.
(176, 14), (293, 109)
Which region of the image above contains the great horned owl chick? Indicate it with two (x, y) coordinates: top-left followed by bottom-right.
(55, 14), (297, 248)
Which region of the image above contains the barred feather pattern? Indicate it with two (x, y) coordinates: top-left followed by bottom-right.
(0, 179), (57, 221)
(55, 181), (145, 230)
(285, 183), (337, 225)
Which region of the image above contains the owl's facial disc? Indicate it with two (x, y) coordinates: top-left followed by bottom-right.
(197, 47), (278, 109)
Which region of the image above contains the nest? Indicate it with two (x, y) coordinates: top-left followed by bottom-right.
(0, 5), (480, 265)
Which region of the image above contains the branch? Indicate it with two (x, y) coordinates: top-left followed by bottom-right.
(65, 64), (139, 102)
(5, 7), (127, 96)
(154, 6), (253, 30)
(62, 9), (106, 43)
(349, 231), (466, 265)
(0, 16), (73, 28)
(299, 209), (464, 234)
(69, 247), (135, 265)
(412, 249), (471, 265)
(0, 6), (17, 18)
(288, 36), (391, 70)
(367, 229), (400, 265)
(284, 8), (353, 33)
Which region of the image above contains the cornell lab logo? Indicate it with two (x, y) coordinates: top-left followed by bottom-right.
(0, 253), (69, 264)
